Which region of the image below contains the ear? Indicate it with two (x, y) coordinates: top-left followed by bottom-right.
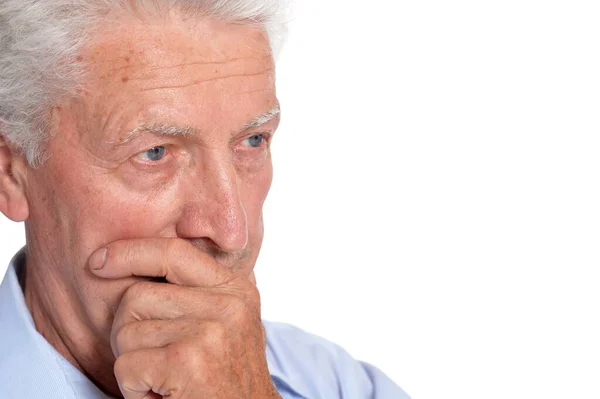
(0, 135), (29, 222)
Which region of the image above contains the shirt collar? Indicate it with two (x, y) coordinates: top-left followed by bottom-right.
(0, 247), (114, 399)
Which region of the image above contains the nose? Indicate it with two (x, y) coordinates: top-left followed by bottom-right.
(176, 152), (248, 254)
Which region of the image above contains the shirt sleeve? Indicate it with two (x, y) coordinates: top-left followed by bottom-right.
(360, 361), (411, 398)
(264, 321), (411, 399)
(329, 344), (411, 399)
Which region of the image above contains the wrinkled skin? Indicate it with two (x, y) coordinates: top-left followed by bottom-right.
(0, 10), (280, 398)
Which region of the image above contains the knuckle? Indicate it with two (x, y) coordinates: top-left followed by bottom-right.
(120, 241), (138, 264)
(228, 276), (261, 310)
(166, 342), (203, 370)
(164, 238), (179, 263)
(114, 323), (137, 355)
(113, 352), (151, 397)
(165, 239), (191, 277)
(113, 353), (133, 382)
(123, 280), (152, 303)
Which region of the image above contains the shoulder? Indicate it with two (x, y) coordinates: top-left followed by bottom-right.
(263, 321), (411, 399)
(264, 321), (349, 365)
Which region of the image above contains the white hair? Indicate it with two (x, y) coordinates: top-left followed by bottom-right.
(0, 0), (287, 167)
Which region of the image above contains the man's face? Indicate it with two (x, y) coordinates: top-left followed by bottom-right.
(23, 15), (278, 338)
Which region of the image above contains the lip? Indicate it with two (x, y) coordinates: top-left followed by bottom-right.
(147, 276), (169, 284)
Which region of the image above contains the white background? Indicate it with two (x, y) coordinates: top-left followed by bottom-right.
(1, 1), (600, 398)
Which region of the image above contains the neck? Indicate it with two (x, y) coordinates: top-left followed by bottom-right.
(21, 248), (122, 398)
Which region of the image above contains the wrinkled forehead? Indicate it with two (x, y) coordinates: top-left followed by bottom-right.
(80, 13), (275, 89)
(71, 14), (277, 143)
(86, 14), (273, 71)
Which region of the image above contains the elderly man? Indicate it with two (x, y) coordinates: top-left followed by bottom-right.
(0, 1), (409, 398)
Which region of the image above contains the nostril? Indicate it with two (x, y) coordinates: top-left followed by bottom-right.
(187, 237), (220, 256)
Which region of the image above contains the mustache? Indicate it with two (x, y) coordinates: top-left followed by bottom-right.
(187, 238), (251, 269)
(141, 241), (251, 284)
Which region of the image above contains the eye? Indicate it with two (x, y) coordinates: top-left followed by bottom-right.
(244, 134), (267, 148)
(137, 146), (166, 162)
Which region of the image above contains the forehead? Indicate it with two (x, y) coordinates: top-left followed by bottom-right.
(76, 14), (277, 142)
(87, 14), (273, 71)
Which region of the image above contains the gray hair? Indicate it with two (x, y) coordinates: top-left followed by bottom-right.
(0, 0), (287, 167)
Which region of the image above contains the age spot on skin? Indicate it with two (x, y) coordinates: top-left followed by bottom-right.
(122, 76), (129, 83)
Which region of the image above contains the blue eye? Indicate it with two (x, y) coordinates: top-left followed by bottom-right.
(246, 134), (265, 148)
(138, 146), (166, 161)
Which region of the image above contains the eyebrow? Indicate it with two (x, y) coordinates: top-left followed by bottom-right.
(241, 106), (281, 131)
(112, 106), (281, 147)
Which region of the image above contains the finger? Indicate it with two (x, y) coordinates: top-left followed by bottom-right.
(113, 319), (178, 358)
(110, 282), (232, 352)
(113, 348), (170, 399)
(112, 318), (207, 358)
(88, 237), (234, 287)
(113, 281), (250, 321)
(114, 344), (207, 399)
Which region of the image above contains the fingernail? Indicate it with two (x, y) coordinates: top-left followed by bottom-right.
(90, 248), (108, 270)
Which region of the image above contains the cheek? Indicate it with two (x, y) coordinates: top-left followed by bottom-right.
(48, 167), (184, 251)
(90, 188), (184, 243)
(241, 159), (273, 226)
(106, 204), (167, 239)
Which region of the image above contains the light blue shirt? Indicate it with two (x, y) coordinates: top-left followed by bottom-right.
(0, 248), (410, 398)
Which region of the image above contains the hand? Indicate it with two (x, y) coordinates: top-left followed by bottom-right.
(88, 238), (281, 399)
